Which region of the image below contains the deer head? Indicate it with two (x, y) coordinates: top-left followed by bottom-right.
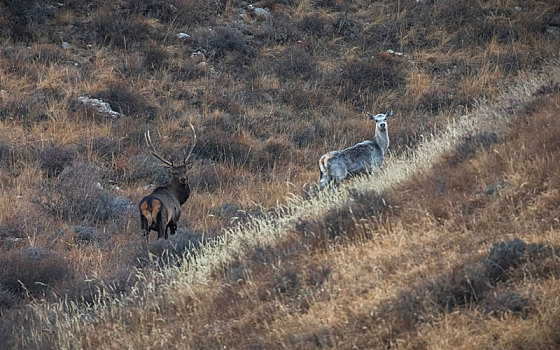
(367, 110), (392, 132)
(144, 124), (197, 185)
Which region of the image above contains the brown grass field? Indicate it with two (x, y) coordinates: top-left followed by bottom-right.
(1, 0), (560, 349)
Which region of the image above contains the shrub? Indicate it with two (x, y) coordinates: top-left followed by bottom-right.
(73, 225), (96, 244)
(203, 26), (250, 59)
(292, 121), (326, 148)
(38, 144), (75, 177)
(34, 162), (129, 223)
(448, 131), (499, 166)
(337, 59), (403, 103)
(189, 160), (222, 193)
(299, 15), (328, 36)
(95, 82), (157, 118)
(122, 154), (170, 185)
(0, 141), (13, 168)
(144, 44), (169, 71)
(144, 228), (206, 266)
(259, 14), (299, 44)
(275, 48), (316, 79)
(0, 288), (19, 310)
(0, 247), (72, 295)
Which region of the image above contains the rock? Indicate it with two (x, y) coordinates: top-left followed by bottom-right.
(176, 32), (190, 39)
(386, 49), (404, 56)
(253, 7), (270, 17)
(62, 41), (71, 50)
(78, 96), (123, 118)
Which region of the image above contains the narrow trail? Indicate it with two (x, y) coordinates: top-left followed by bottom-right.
(24, 61), (560, 349)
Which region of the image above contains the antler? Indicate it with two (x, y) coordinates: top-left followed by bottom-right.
(183, 123), (197, 165)
(145, 130), (173, 168)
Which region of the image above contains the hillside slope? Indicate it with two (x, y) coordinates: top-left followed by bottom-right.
(10, 61), (560, 349)
(1, 0), (560, 349)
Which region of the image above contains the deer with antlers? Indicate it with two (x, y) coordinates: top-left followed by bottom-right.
(139, 124), (196, 242)
(318, 110), (392, 189)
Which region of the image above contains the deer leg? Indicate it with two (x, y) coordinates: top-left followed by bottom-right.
(157, 213), (166, 240)
(169, 222), (177, 236)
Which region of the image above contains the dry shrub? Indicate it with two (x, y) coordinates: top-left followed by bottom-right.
(95, 82), (157, 118)
(0, 141), (14, 169)
(197, 129), (277, 170)
(88, 7), (152, 47)
(127, 0), (222, 26)
(189, 160), (222, 193)
(0, 247), (72, 295)
(275, 48), (317, 79)
(119, 153), (169, 184)
(448, 131), (499, 167)
(0, 288), (18, 310)
(297, 190), (392, 250)
(292, 121), (326, 148)
(337, 59), (403, 103)
(280, 85), (324, 109)
(144, 43), (169, 71)
(299, 14), (330, 36)
(34, 162), (128, 223)
(259, 14), (299, 44)
(88, 137), (121, 161)
(203, 26), (250, 59)
(38, 143), (75, 177)
(143, 228), (205, 266)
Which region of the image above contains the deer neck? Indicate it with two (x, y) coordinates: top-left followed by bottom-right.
(168, 177), (190, 205)
(374, 127), (389, 154)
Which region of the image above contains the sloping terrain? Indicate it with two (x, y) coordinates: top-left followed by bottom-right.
(1, 0), (560, 349)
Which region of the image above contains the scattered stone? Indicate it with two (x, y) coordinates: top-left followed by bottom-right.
(78, 96), (123, 118)
(176, 32), (190, 39)
(386, 49), (404, 56)
(248, 4), (270, 18)
(61, 41), (71, 50)
(95, 182), (104, 190)
(514, 6), (522, 11)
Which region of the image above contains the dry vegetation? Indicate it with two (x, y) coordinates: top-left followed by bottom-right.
(1, 0), (560, 349)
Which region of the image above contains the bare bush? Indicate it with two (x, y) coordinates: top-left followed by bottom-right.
(0, 247), (72, 295)
(275, 48), (316, 79)
(337, 59), (403, 103)
(95, 82), (157, 118)
(34, 162), (129, 223)
(38, 144), (75, 177)
(203, 26), (250, 59)
(189, 160), (222, 193)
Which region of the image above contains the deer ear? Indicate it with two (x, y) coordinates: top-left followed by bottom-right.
(366, 112), (375, 120)
(386, 110), (393, 117)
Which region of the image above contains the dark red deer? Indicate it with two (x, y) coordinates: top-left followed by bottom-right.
(139, 125), (196, 242)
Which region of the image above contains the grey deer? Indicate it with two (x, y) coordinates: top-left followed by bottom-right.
(139, 125), (196, 242)
(318, 110), (392, 189)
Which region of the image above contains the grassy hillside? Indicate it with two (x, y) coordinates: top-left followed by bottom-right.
(1, 0), (560, 349)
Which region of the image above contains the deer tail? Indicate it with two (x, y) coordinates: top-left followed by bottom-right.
(140, 198), (162, 228)
(319, 154), (327, 174)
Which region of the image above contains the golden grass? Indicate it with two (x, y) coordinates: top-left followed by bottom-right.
(13, 59), (560, 350)
(1, 1), (560, 348)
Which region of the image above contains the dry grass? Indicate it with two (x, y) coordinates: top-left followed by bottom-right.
(1, 0), (560, 349)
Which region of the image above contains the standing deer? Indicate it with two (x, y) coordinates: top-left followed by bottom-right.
(139, 125), (196, 242)
(318, 110), (392, 189)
